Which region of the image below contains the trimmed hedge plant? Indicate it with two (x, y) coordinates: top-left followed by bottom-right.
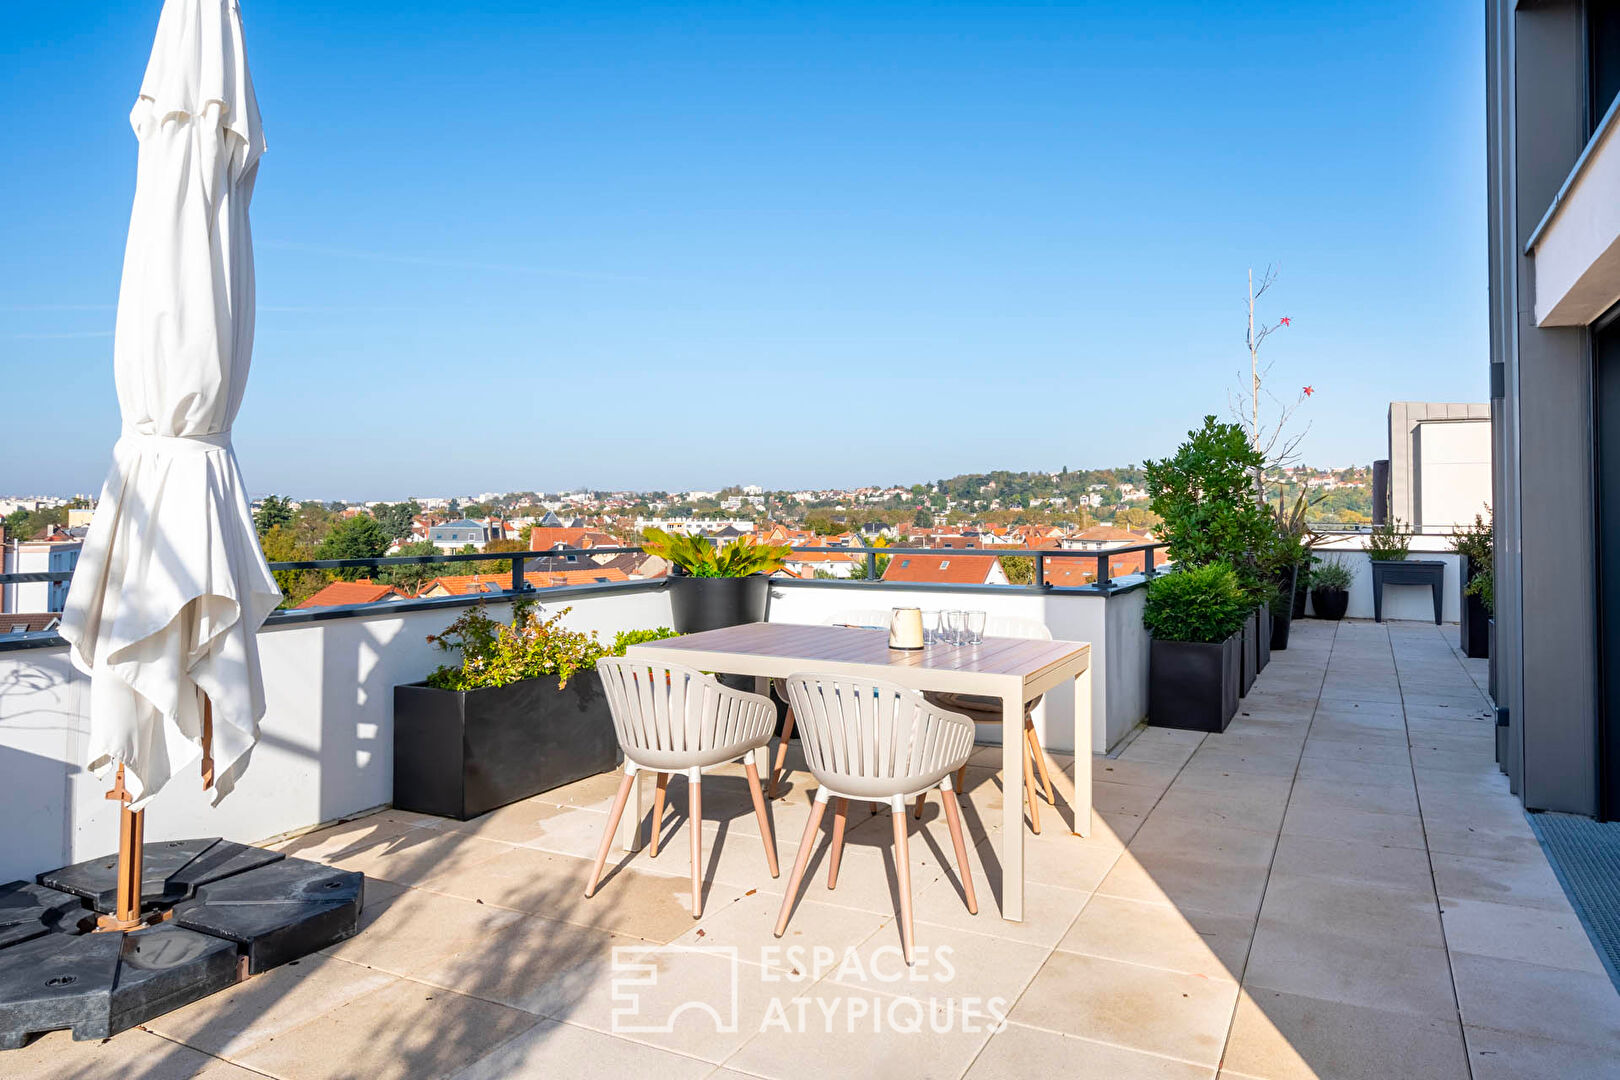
(1142, 562), (1253, 644)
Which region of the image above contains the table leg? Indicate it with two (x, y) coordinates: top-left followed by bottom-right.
(617, 768), (644, 852)
(1072, 666), (1092, 838)
(1001, 684), (1024, 923)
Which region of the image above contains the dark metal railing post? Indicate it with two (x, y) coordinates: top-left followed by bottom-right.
(1034, 553), (1047, 589)
(510, 555), (525, 594)
(865, 550), (878, 581)
(1095, 553), (1112, 591)
(1143, 547), (1156, 578)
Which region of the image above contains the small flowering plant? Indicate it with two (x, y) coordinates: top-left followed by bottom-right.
(425, 600), (677, 691)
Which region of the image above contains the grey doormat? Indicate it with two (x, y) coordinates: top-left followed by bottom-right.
(1528, 811), (1620, 992)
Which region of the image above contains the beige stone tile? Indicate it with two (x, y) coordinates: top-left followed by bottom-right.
(1300, 737), (1413, 767)
(1096, 849), (1269, 920)
(1222, 988), (1469, 1080)
(1256, 872), (1443, 948)
(1093, 757), (1184, 790)
(359, 830), (517, 887)
(1268, 832), (1436, 893)
(539, 768), (637, 811)
(1450, 952), (1620, 1049)
(1058, 893), (1252, 979)
(320, 884), (524, 976)
(965, 1022), (1216, 1079)
(409, 912), (631, 1017)
(448, 1017), (714, 1079)
(234, 977), (540, 1080)
(269, 813), (420, 866)
(1293, 755), (1415, 788)
(1127, 814), (1279, 869)
(1439, 897), (1605, 973)
(1430, 851), (1571, 911)
(1147, 785), (1289, 834)
(1423, 821), (1546, 864)
(1461, 1025), (1620, 1080)
(827, 919), (1051, 1005)
(1243, 921), (1458, 1020)
(146, 953), (397, 1056)
(1280, 801), (1427, 850)
(0, 1028), (262, 1080)
(420, 845), (745, 942)
(669, 889), (890, 971)
(548, 946), (785, 1064)
(1179, 746), (1300, 780)
(1008, 951), (1239, 1066)
(723, 977), (1000, 1080)
(449, 798), (607, 849)
(914, 868), (1090, 949)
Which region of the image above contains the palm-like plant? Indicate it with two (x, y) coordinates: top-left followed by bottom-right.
(642, 528), (792, 578)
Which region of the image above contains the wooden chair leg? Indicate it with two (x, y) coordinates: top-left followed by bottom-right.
(775, 798), (829, 937)
(827, 797), (849, 889)
(892, 808), (915, 965)
(769, 707), (796, 798)
(744, 761), (779, 877)
(585, 770), (636, 898)
(1026, 719), (1055, 806)
(941, 785), (978, 915)
(1023, 737), (1042, 834)
(956, 764), (967, 791)
(649, 772), (669, 857)
(913, 793), (926, 820)
(689, 773), (704, 918)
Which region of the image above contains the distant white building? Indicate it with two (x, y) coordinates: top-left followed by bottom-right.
(2, 530), (83, 615)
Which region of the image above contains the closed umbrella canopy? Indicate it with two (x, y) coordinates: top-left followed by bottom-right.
(62, 0), (280, 810)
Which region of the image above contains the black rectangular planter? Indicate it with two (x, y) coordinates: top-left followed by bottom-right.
(1149, 632), (1241, 733)
(1257, 605), (1272, 671)
(393, 675), (619, 820)
(1239, 610), (1259, 697)
(1460, 556), (1489, 659)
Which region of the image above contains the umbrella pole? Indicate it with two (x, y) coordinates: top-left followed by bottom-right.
(95, 765), (148, 932)
(201, 694), (215, 790)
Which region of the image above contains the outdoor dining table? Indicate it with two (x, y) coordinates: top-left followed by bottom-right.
(619, 622), (1092, 922)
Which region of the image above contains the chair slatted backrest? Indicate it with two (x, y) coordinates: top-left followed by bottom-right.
(596, 657), (731, 756)
(784, 674), (974, 788)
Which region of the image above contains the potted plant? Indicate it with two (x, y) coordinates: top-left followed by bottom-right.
(1309, 558), (1352, 620)
(1144, 562), (1251, 732)
(1466, 562), (1497, 695)
(1366, 517), (1412, 563)
(1265, 491), (1321, 650)
(1144, 417), (1272, 697)
(642, 528), (793, 634)
(393, 601), (677, 820)
(1451, 511), (1492, 659)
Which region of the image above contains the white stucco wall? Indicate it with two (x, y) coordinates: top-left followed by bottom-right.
(1414, 419), (1493, 532)
(1306, 539), (1466, 623)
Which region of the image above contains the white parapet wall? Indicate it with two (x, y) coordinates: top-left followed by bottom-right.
(0, 586), (674, 885)
(1306, 536), (1466, 623)
(766, 581), (1150, 756)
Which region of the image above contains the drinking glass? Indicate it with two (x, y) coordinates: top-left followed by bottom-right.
(965, 610), (986, 645)
(921, 609), (941, 645)
(943, 610), (965, 646)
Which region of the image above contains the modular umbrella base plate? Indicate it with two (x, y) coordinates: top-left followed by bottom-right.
(0, 846), (363, 1049)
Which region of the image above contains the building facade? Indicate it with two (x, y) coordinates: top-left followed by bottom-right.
(1486, 0), (1620, 816)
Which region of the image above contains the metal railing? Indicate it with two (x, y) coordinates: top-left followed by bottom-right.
(0, 541), (1169, 649)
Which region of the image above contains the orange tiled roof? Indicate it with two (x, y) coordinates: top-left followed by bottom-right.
(881, 553), (1001, 585)
(296, 579), (408, 609)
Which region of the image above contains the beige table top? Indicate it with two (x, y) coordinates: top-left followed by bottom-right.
(622, 622), (1089, 699)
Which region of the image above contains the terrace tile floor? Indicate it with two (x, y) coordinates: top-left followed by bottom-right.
(12, 620), (1620, 1079)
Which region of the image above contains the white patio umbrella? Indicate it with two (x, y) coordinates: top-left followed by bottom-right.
(61, 0), (280, 880)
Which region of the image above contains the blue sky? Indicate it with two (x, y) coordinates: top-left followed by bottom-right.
(1, 2), (1485, 500)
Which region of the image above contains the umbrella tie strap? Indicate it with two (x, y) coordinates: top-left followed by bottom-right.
(118, 429), (233, 456)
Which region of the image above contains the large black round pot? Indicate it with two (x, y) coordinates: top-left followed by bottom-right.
(1311, 587), (1349, 621)
(667, 573), (770, 634)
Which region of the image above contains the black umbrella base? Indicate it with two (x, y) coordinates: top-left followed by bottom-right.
(0, 843), (363, 1050)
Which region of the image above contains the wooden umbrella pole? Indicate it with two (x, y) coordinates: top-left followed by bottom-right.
(201, 693), (215, 790)
(95, 764), (148, 932)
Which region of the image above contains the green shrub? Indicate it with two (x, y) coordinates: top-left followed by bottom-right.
(425, 600), (678, 691)
(1310, 558), (1353, 591)
(1365, 519), (1412, 561)
(1450, 510), (1493, 570)
(1145, 417), (1271, 596)
(1465, 568), (1494, 615)
(1142, 562), (1252, 644)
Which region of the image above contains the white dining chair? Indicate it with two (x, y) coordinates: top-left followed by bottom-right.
(774, 673), (978, 965)
(588, 657), (780, 918)
(767, 610), (891, 798)
(924, 614), (1060, 833)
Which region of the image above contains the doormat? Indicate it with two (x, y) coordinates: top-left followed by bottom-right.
(1528, 811), (1620, 993)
